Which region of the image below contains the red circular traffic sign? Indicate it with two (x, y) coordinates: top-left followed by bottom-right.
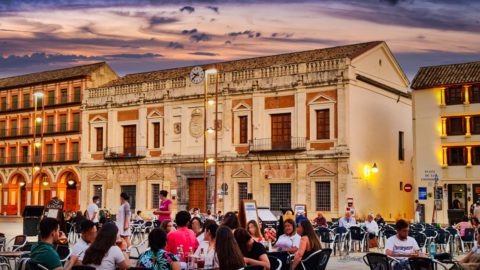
(404, 184), (413, 192)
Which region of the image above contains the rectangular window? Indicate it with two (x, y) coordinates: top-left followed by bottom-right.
(60, 114), (67, 131)
(152, 184), (160, 209)
(153, 122), (160, 148)
(123, 125), (136, 155)
(21, 146), (29, 163)
(0, 148), (4, 164)
(271, 113), (291, 150)
(11, 95), (18, 110)
(96, 127), (103, 152)
(37, 95), (43, 107)
(72, 142), (79, 160)
(316, 182), (331, 211)
(72, 112), (80, 130)
(0, 97), (6, 111)
(47, 116), (54, 133)
(61, 89), (68, 104)
(23, 93), (30, 108)
(10, 119), (17, 136)
(270, 183), (291, 211)
(448, 147), (466, 166)
(399, 131), (405, 161)
(121, 185), (136, 210)
(46, 144), (53, 162)
(10, 147), (17, 164)
(473, 147), (480, 165)
(0, 121), (5, 137)
(59, 143), (66, 161)
(447, 117), (465, 136)
(22, 118), (30, 135)
(470, 85), (480, 104)
(48, 91), (55, 105)
(74, 87), (81, 102)
(238, 183), (248, 201)
(94, 185), (103, 208)
(239, 116), (248, 144)
(445, 87), (463, 105)
(316, 109), (330, 140)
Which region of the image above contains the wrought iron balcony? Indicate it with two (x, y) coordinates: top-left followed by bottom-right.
(0, 152), (80, 167)
(104, 146), (147, 160)
(249, 137), (307, 152)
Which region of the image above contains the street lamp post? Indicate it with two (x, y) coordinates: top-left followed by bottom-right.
(31, 91), (44, 205)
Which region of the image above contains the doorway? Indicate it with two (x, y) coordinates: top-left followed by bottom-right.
(20, 186), (26, 215)
(448, 184), (467, 214)
(43, 190), (52, 206)
(271, 113), (291, 150)
(188, 178), (207, 212)
(65, 183), (78, 211)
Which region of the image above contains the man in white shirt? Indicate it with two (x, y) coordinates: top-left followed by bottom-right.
(64, 220), (97, 270)
(338, 211), (356, 229)
(385, 219), (421, 270)
(365, 214), (379, 238)
(86, 196), (100, 225)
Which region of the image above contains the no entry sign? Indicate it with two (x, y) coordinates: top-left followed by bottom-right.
(404, 184), (413, 192)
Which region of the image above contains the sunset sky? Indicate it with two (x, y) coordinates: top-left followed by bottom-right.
(0, 0), (479, 81)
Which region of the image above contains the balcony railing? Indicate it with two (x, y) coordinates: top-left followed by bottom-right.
(0, 122), (80, 139)
(104, 146), (147, 159)
(249, 137), (307, 152)
(0, 94), (81, 113)
(0, 152), (80, 166)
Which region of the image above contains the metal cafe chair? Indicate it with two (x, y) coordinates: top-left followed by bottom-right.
(363, 252), (400, 270)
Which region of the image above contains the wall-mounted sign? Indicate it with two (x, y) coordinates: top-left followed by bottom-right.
(418, 187), (427, 200)
(421, 170), (438, 181)
(404, 184), (413, 192)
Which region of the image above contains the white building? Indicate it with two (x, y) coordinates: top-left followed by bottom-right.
(80, 41), (414, 221)
(412, 61), (480, 224)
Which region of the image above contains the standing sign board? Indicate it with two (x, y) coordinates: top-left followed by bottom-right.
(294, 204), (307, 217)
(43, 197), (64, 220)
(239, 200), (259, 228)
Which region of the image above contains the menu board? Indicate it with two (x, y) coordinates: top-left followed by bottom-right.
(43, 197), (64, 221)
(239, 200), (259, 228)
(294, 204), (307, 217)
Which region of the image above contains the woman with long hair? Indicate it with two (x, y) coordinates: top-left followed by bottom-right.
(194, 223), (219, 268)
(247, 220), (263, 242)
(214, 226), (245, 270)
(234, 228), (271, 270)
(292, 220), (322, 269)
(274, 218), (301, 253)
(82, 223), (130, 270)
(160, 220), (175, 234)
(221, 212), (240, 231)
(137, 228), (180, 270)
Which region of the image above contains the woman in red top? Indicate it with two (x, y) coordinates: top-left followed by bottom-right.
(154, 190), (172, 222)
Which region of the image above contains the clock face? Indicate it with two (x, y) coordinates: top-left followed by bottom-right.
(190, 66), (205, 84)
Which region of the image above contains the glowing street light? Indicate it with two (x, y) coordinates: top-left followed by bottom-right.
(207, 158), (215, 164)
(36, 117), (42, 123)
(207, 127), (215, 134)
(34, 142), (41, 148)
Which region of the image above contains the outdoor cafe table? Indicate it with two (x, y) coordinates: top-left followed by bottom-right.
(0, 251), (29, 258)
(267, 250), (292, 270)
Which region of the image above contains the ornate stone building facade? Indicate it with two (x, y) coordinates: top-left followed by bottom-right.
(81, 41), (414, 220)
(0, 62), (118, 215)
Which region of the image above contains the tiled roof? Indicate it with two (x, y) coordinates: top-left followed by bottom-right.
(102, 41), (383, 87)
(411, 61), (480, 90)
(0, 62), (107, 90)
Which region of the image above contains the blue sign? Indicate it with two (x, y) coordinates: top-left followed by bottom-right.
(419, 187), (427, 200)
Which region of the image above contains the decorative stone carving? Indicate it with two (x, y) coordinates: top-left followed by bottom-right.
(189, 109), (203, 138)
(231, 168), (251, 178)
(174, 122), (182, 134)
(88, 172), (107, 181)
(307, 167), (336, 177)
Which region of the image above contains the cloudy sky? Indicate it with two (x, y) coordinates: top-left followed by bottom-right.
(0, 0), (479, 80)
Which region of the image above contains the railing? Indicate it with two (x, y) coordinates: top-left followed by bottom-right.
(0, 122), (80, 138)
(104, 146), (147, 159)
(0, 152), (80, 166)
(249, 137), (307, 152)
(0, 94), (81, 113)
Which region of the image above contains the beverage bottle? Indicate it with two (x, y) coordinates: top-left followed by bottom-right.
(176, 247), (182, 262)
(429, 242), (436, 259)
(188, 246), (194, 269)
(179, 245), (184, 262)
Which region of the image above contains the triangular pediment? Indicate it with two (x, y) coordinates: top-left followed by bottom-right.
(231, 168), (251, 178)
(90, 115), (107, 123)
(308, 167), (336, 177)
(233, 102), (251, 111)
(309, 94), (336, 104)
(88, 172), (106, 181)
(146, 171), (163, 180)
(148, 110), (163, 118)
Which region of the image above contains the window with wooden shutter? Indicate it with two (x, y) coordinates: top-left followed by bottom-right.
(316, 109), (330, 140)
(153, 122), (160, 148)
(239, 116), (248, 144)
(96, 127), (103, 152)
(447, 117), (465, 135)
(448, 147), (466, 166)
(445, 87), (463, 105)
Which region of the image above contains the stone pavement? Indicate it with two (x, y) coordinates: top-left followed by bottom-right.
(0, 218), (376, 269)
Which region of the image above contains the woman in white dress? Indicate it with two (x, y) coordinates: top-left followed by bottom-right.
(116, 192), (132, 247)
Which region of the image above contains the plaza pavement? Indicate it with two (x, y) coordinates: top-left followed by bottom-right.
(0, 218), (372, 269)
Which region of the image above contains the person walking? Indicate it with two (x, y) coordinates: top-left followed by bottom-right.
(116, 192), (132, 247)
(154, 190), (172, 222)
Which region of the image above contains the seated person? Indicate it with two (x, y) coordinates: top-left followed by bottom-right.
(65, 220), (97, 270)
(137, 228), (180, 270)
(234, 228), (270, 270)
(31, 217), (67, 270)
(338, 211), (356, 229)
(461, 228), (480, 263)
(385, 219), (421, 270)
(274, 219), (301, 253)
(291, 220), (322, 270)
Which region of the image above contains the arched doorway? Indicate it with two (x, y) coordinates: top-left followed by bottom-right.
(7, 172), (27, 215)
(33, 171), (53, 206)
(57, 170), (79, 211)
